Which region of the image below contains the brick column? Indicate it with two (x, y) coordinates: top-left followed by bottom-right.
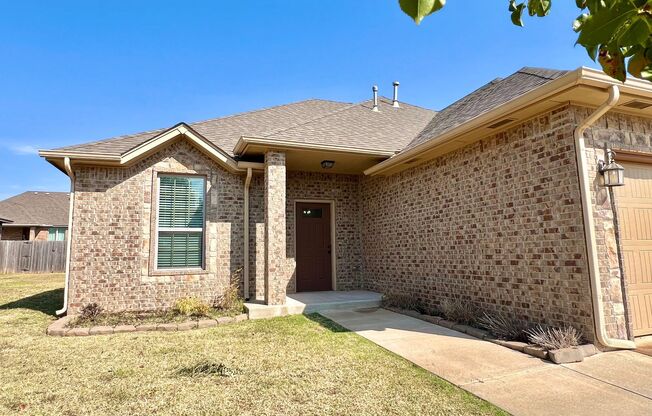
(264, 151), (287, 305)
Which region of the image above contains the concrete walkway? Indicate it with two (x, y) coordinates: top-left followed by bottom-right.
(320, 308), (652, 416)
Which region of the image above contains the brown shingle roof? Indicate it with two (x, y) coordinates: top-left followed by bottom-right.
(0, 192), (70, 226)
(52, 100), (351, 156)
(264, 97), (435, 152)
(404, 67), (569, 151)
(50, 98), (435, 157)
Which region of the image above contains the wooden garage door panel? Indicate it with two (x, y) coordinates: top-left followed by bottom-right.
(615, 162), (652, 336)
(629, 294), (652, 334)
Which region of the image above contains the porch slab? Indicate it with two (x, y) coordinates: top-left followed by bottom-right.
(245, 290), (382, 320)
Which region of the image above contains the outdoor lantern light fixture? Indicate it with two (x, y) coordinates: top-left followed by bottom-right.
(598, 149), (625, 187)
(321, 160), (335, 169)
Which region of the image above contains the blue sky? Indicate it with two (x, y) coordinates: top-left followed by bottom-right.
(0, 1), (595, 199)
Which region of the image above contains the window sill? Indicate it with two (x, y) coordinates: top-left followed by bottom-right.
(148, 268), (210, 277)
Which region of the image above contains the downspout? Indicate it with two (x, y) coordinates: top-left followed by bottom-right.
(243, 168), (252, 300)
(57, 157), (75, 316)
(574, 85), (636, 349)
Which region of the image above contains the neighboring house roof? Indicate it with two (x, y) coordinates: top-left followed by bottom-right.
(405, 67), (569, 151)
(50, 98), (434, 157)
(0, 217), (12, 224)
(0, 192), (70, 227)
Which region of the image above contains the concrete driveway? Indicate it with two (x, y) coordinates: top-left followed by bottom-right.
(321, 308), (652, 416)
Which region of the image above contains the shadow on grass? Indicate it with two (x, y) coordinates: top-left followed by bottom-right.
(305, 313), (350, 333)
(0, 288), (63, 316)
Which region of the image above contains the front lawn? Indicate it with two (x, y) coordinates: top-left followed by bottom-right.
(0, 273), (506, 416)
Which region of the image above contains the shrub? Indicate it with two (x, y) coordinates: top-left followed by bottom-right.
(79, 303), (103, 321)
(440, 298), (478, 325)
(172, 297), (211, 317)
(381, 292), (423, 312)
(525, 325), (583, 350)
(478, 312), (531, 342)
(214, 267), (243, 312)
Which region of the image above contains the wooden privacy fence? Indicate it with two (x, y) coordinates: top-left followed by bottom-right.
(0, 241), (67, 274)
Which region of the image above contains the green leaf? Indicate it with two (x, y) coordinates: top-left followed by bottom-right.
(585, 44), (599, 61)
(573, 13), (589, 32)
(576, 2), (639, 47)
(510, 2), (526, 26)
(399, 0), (446, 24)
(618, 17), (651, 46)
(627, 50), (648, 77)
(598, 46), (627, 82)
(527, 0), (551, 17)
(640, 65), (652, 80)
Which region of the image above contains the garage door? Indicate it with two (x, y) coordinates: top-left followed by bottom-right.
(615, 161), (652, 336)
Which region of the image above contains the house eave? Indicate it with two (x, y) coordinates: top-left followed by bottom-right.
(39, 124), (265, 174)
(234, 136), (396, 158)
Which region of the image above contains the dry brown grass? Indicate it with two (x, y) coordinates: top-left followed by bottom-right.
(0, 273), (506, 416)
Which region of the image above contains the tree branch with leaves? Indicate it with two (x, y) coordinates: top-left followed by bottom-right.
(398, 0), (652, 82)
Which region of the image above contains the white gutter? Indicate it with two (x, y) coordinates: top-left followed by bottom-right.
(57, 157), (75, 316)
(574, 85), (635, 349)
(243, 168), (252, 300)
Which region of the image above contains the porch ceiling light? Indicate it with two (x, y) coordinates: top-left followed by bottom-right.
(321, 160), (335, 169)
(598, 149), (625, 187)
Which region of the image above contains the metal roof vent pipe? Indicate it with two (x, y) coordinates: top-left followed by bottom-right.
(372, 85), (379, 112)
(392, 81), (400, 108)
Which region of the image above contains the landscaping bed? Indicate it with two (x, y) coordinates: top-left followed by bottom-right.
(51, 279), (248, 337)
(48, 312), (249, 337)
(382, 294), (598, 364)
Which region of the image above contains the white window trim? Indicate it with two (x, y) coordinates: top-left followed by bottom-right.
(154, 174), (207, 271)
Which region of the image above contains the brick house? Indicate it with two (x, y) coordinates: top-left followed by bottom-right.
(0, 191), (69, 241)
(40, 67), (652, 349)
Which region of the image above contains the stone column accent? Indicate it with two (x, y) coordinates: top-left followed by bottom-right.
(264, 151), (287, 305)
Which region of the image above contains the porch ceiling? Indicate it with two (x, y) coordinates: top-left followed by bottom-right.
(241, 142), (391, 174)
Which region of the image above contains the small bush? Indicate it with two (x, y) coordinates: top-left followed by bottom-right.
(526, 325), (583, 350)
(440, 298), (478, 325)
(214, 267), (243, 311)
(172, 297), (211, 317)
(176, 360), (239, 378)
(478, 312), (530, 342)
(79, 303), (103, 321)
(381, 292), (423, 312)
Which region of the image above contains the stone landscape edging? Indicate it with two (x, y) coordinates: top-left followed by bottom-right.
(46, 313), (249, 337)
(382, 306), (598, 364)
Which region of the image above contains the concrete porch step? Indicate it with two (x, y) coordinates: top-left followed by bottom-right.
(245, 290), (382, 320)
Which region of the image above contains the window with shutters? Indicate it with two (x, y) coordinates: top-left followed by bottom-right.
(156, 175), (205, 269)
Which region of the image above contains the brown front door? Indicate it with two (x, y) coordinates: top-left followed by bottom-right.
(296, 202), (332, 292)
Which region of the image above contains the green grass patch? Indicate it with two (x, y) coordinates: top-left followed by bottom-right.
(0, 273), (507, 416)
